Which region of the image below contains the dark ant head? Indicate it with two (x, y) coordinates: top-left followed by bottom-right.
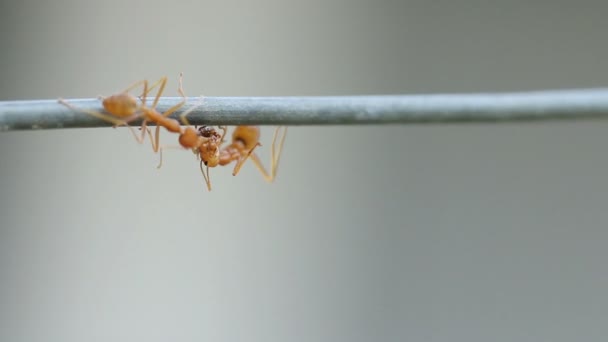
(197, 126), (213, 137)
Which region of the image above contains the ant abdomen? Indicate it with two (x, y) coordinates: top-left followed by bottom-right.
(102, 93), (139, 118)
(232, 126), (260, 151)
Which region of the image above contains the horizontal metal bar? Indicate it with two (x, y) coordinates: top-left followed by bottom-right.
(2, 89), (608, 131)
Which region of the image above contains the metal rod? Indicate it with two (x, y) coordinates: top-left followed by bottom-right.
(2, 89), (608, 131)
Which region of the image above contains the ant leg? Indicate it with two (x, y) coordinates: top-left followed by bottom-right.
(199, 160), (212, 191)
(244, 127), (287, 182)
(124, 121), (148, 144)
(130, 75), (167, 113)
(156, 144), (186, 169)
(245, 127), (288, 182)
(179, 96), (205, 126)
(144, 126), (169, 169)
(161, 73), (187, 119)
(232, 142), (261, 177)
(152, 125), (162, 153)
(219, 126), (228, 144)
(121, 79), (148, 95)
(148, 124), (187, 169)
(140, 77), (164, 100)
(248, 152), (273, 182)
(143, 75), (174, 158)
(270, 126), (288, 178)
(133, 119), (149, 144)
(145, 126), (159, 150)
(149, 76), (168, 109)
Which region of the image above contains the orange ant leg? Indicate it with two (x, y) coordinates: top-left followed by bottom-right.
(270, 126), (288, 177)
(144, 126), (178, 169)
(247, 152), (271, 181)
(146, 93), (207, 170)
(219, 126), (228, 144)
(120, 76), (168, 127)
(247, 126), (288, 182)
(121, 79), (148, 95)
(123, 75), (174, 158)
(232, 142), (262, 177)
(138, 77), (165, 102)
(98, 79), (147, 104)
(148, 74), (188, 163)
(129, 78), (154, 145)
(179, 94), (206, 126)
(155, 144), (187, 169)
(160, 72), (186, 119)
(145, 76), (168, 109)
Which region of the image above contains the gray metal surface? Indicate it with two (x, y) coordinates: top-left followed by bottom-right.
(2, 89), (608, 131)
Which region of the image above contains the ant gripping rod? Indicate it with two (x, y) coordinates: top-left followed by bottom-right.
(2, 89), (608, 131)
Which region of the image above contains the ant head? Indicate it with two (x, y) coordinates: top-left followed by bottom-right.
(200, 145), (220, 167)
(198, 126), (221, 139)
(197, 126), (212, 137)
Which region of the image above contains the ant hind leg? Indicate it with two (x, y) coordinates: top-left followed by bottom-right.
(246, 126), (287, 183)
(270, 126), (288, 179)
(232, 143), (262, 177)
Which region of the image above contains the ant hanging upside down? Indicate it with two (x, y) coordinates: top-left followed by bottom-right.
(173, 106), (288, 191)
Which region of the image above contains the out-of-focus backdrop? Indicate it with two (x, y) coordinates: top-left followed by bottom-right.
(2, 1), (608, 341)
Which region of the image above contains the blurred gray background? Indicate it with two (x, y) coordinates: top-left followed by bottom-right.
(1, 0), (608, 341)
